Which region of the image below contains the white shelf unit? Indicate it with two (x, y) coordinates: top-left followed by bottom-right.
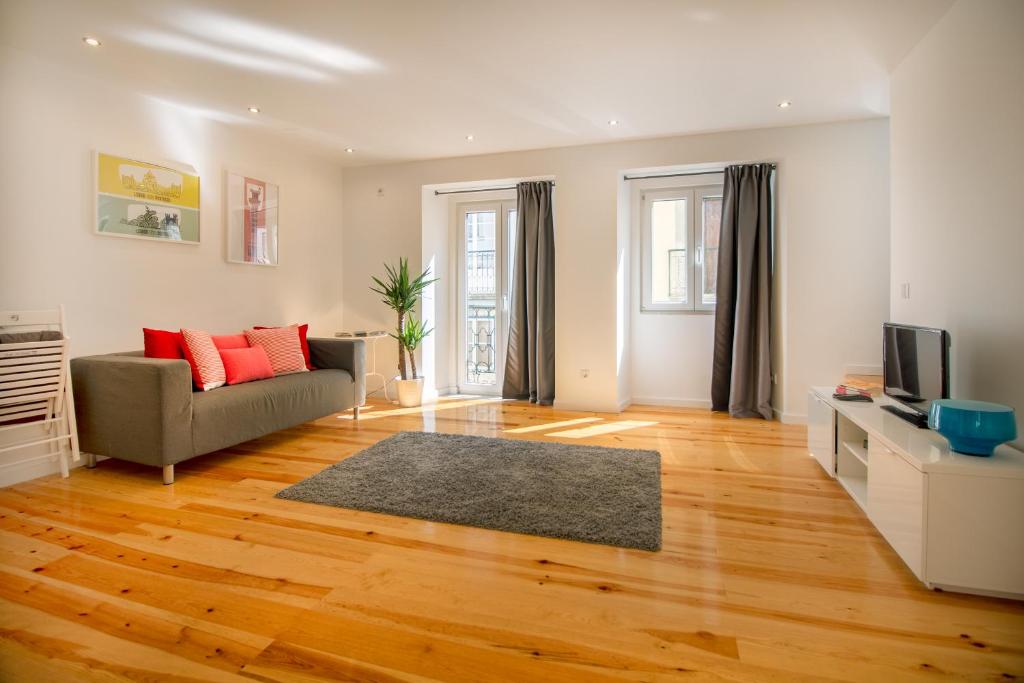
(807, 387), (1024, 598)
(835, 412), (869, 510)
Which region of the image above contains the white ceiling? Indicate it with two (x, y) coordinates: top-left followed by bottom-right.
(0, 0), (952, 166)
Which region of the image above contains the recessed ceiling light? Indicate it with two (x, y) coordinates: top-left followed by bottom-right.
(778, 100), (792, 109)
(82, 37), (101, 47)
(345, 147), (354, 154)
(466, 134), (474, 142)
(248, 106), (260, 114)
(608, 119), (619, 126)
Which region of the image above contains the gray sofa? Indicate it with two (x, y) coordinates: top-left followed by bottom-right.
(70, 337), (365, 484)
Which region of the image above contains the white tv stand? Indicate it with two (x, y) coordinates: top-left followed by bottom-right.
(807, 387), (1024, 598)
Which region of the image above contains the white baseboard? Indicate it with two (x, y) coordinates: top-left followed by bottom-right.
(630, 396), (712, 409)
(773, 408), (807, 425)
(552, 398), (622, 414)
(845, 364), (882, 376)
(0, 452), (100, 488)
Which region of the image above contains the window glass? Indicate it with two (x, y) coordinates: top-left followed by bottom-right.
(650, 198), (687, 304)
(507, 209), (517, 294)
(464, 210), (496, 385)
(701, 196), (722, 305)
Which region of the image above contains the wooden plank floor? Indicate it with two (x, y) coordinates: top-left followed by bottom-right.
(0, 397), (1021, 681)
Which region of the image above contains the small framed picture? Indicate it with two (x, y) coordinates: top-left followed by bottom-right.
(95, 152), (200, 244)
(226, 171), (279, 266)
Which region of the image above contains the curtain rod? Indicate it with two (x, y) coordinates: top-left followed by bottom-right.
(433, 163), (776, 192)
(434, 182), (555, 196)
(623, 164), (776, 182)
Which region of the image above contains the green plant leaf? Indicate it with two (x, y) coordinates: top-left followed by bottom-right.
(369, 259), (438, 316)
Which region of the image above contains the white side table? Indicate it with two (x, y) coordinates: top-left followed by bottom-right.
(336, 331), (390, 400)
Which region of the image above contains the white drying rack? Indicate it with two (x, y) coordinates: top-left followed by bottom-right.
(0, 306), (81, 478)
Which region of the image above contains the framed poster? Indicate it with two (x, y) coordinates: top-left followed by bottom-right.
(95, 152), (200, 243)
(226, 171), (279, 266)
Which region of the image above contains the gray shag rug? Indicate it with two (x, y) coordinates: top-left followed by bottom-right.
(276, 431), (662, 551)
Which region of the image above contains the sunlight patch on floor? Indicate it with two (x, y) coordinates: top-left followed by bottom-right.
(338, 397), (502, 421)
(503, 417), (602, 434)
(545, 420), (658, 438)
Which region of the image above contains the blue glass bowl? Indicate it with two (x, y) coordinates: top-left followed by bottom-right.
(928, 399), (1017, 457)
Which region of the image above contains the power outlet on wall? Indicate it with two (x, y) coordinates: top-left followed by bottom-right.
(900, 282), (911, 299)
(579, 369), (590, 379)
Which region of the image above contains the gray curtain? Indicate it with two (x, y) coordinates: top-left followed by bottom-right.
(503, 181), (555, 405)
(711, 163), (774, 419)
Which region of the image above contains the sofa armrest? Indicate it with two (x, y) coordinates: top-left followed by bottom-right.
(70, 353), (194, 466)
(308, 338), (366, 406)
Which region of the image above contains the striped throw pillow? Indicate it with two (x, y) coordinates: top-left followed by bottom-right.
(180, 328), (227, 391)
(245, 325), (308, 376)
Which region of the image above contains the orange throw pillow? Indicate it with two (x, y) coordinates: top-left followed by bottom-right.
(219, 347), (275, 385)
(212, 333), (249, 351)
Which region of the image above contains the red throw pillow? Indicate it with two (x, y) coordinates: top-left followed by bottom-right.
(180, 328), (227, 391)
(143, 328), (184, 359)
(254, 323), (313, 369)
(245, 325), (308, 376)
(219, 347), (274, 385)
(212, 333), (249, 351)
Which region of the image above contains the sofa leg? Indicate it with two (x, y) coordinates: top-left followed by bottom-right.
(353, 405), (360, 420)
(85, 452), (97, 469)
(162, 464), (174, 485)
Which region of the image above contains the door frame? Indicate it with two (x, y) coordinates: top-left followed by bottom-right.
(455, 198), (516, 395)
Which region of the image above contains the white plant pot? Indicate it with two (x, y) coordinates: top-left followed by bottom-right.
(396, 378), (424, 407)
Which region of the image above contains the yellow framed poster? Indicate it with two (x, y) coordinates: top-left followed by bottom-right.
(95, 152), (200, 243)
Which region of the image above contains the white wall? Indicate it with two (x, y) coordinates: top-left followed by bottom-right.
(342, 119), (890, 417)
(890, 0), (1024, 448)
(0, 47), (346, 357)
(0, 47), (345, 483)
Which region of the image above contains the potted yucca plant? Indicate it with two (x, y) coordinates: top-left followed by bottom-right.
(370, 258), (436, 407)
(392, 315), (433, 406)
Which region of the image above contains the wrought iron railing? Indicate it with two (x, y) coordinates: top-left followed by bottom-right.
(467, 250), (495, 297)
(466, 304), (496, 385)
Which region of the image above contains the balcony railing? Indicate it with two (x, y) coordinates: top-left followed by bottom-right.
(466, 303), (496, 385)
(467, 250), (495, 298)
(465, 249), (498, 385)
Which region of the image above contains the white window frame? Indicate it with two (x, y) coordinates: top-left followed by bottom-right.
(455, 199), (517, 394)
(638, 183), (722, 313)
(694, 185), (723, 311)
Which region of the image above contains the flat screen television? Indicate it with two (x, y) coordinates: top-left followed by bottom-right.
(882, 323), (950, 423)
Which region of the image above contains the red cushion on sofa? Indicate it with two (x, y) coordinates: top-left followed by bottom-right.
(219, 347), (275, 385)
(212, 333), (249, 350)
(254, 323), (313, 369)
(143, 328), (184, 359)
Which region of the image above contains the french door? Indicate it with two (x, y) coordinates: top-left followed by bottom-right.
(457, 200), (517, 394)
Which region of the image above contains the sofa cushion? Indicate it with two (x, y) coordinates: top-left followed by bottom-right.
(255, 323), (313, 370)
(181, 328), (227, 391)
(143, 328), (184, 359)
(191, 369), (353, 456)
(220, 346), (274, 385)
(245, 326), (307, 376)
(212, 333), (249, 351)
